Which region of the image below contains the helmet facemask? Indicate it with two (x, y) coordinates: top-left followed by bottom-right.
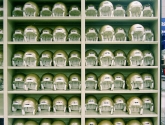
(129, 55), (143, 66)
(114, 5), (125, 17)
(53, 54), (67, 67)
(68, 102), (81, 112)
(69, 56), (81, 66)
(99, 1), (114, 17)
(41, 78), (53, 90)
(54, 78), (67, 90)
(40, 54), (52, 67)
(100, 29), (114, 41)
(85, 78), (97, 89)
(12, 6), (23, 17)
(24, 31), (38, 42)
(52, 3), (66, 17)
(115, 28), (127, 41)
(23, 54), (38, 67)
(114, 77), (125, 89)
(99, 53), (114, 66)
(23, 2), (38, 17)
(13, 79), (24, 90)
(69, 6), (81, 16)
(144, 28), (154, 41)
(69, 77), (81, 90)
(40, 6), (52, 17)
(99, 102), (114, 114)
(86, 28), (98, 41)
(12, 55), (24, 66)
(40, 31), (53, 42)
(85, 54), (98, 66)
(13, 30), (24, 42)
(68, 29), (81, 41)
(53, 29), (67, 41)
(24, 79), (38, 91)
(12, 101), (22, 112)
(114, 54), (126, 66)
(86, 5), (97, 17)
(99, 79), (114, 91)
(143, 4), (153, 17)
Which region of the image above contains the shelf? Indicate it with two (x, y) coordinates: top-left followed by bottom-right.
(8, 66), (81, 69)
(8, 42), (81, 44)
(0, 67), (3, 69)
(8, 110), (81, 118)
(85, 41), (158, 44)
(85, 17), (158, 23)
(0, 91), (3, 94)
(8, 90), (81, 94)
(85, 89), (158, 94)
(85, 110), (158, 118)
(85, 66), (159, 69)
(8, 17), (81, 22)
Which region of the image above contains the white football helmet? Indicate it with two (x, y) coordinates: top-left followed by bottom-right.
(69, 5), (81, 16)
(40, 50), (53, 66)
(143, 4), (154, 17)
(12, 73), (25, 90)
(126, 1), (143, 17)
(127, 49), (143, 66)
(12, 95), (25, 112)
(85, 49), (98, 66)
(53, 26), (68, 42)
(53, 96), (67, 112)
(114, 27), (127, 41)
(144, 27), (154, 41)
(129, 24), (145, 41)
(113, 73), (125, 89)
(68, 28), (81, 41)
(12, 50), (24, 66)
(99, 25), (115, 41)
(68, 73), (81, 90)
(85, 4), (98, 17)
(113, 95), (126, 112)
(85, 73), (98, 90)
(53, 50), (68, 67)
(85, 27), (98, 41)
(113, 49), (126, 66)
(141, 73), (154, 89)
(38, 95), (52, 112)
(142, 50), (154, 66)
(40, 27), (53, 42)
(68, 96), (81, 113)
(52, 2), (67, 17)
(24, 25), (39, 42)
(12, 5), (23, 17)
(98, 1), (114, 17)
(23, 1), (39, 17)
(98, 49), (114, 66)
(13, 28), (24, 42)
(85, 95), (98, 111)
(40, 5), (52, 17)
(114, 4), (125, 17)
(141, 95), (154, 112)
(41, 73), (54, 90)
(68, 50), (81, 66)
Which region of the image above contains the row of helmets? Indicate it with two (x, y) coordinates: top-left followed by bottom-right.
(85, 49), (154, 66)
(12, 49), (154, 67)
(12, 50), (81, 67)
(12, 94), (154, 115)
(85, 1), (153, 17)
(13, 118), (153, 125)
(12, 72), (154, 91)
(13, 26), (81, 42)
(12, 1), (81, 17)
(86, 24), (154, 42)
(12, 95), (81, 115)
(85, 72), (154, 90)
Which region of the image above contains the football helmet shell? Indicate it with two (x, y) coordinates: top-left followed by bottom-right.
(69, 73), (81, 90)
(113, 95), (126, 111)
(52, 2), (67, 17)
(141, 95), (154, 112)
(13, 119), (26, 125)
(98, 120), (113, 125)
(38, 95), (52, 112)
(12, 73), (25, 90)
(99, 25), (115, 41)
(53, 50), (68, 67)
(53, 73), (68, 90)
(22, 97), (38, 115)
(127, 49), (143, 66)
(142, 50), (154, 66)
(69, 5), (81, 16)
(40, 28), (53, 42)
(126, 96), (143, 115)
(85, 95), (98, 111)
(53, 96), (67, 112)
(24, 73), (40, 91)
(41, 73), (54, 90)
(40, 5), (52, 17)
(12, 50), (24, 66)
(68, 50), (81, 66)
(85, 4), (98, 17)
(98, 49), (114, 66)
(24, 120), (38, 125)
(12, 95), (25, 112)
(98, 96), (114, 114)
(69, 119), (81, 125)
(85, 73), (98, 89)
(85, 49), (98, 66)
(24, 25), (39, 42)
(68, 96), (81, 113)
(12, 5), (23, 17)
(85, 118), (97, 125)
(40, 118), (52, 125)
(113, 73), (125, 89)
(40, 50), (53, 66)
(140, 118), (153, 125)
(23, 1), (39, 17)
(126, 72), (144, 90)
(128, 24), (145, 41)
(52, 120), (66, 125)
(13, 28), (24, 42)
(98, 1), (114, 17)
(113, 118), (125, 125)
(141, 73), (154, 89)
(98, 73), (114, 91)
(126, 1), (143, 17)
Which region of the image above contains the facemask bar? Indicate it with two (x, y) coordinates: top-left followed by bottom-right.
(12, 7), (23, 17)
(85, 5), (97, 17)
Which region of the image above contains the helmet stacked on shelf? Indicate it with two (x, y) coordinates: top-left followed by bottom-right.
(12, 1), (81, 17)
(12, 95), (81, 115)
(85, 0), (154, 17)
(85, 72), (154, 91)
(85, 49), (154, 66)
(12, 26), (81, 42)
(12, 49), (81, 67)
(12, 72), (81, 91)
(85, 24), (154, 42)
